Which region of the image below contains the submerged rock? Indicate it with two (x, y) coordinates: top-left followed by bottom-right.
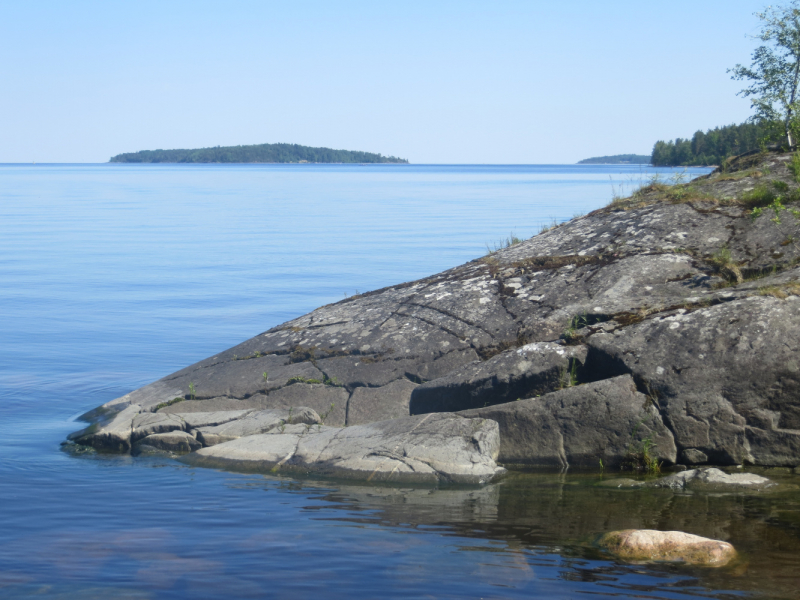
(598, 529), (736, 566)
(182, 413), (505, 485)
(650, 468), (775, 491)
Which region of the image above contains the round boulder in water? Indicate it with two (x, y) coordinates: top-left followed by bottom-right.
(598, 529), (736, 566)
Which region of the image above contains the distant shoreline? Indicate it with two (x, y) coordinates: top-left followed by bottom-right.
(109, 142), (408, 164)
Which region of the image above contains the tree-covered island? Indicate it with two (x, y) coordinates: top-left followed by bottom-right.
(577, 154), (651, 164)
(110, 143), (408, 164)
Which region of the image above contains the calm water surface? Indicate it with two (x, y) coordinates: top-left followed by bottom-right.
(2, 163), (799, 599)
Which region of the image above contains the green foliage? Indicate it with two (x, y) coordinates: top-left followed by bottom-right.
(286, 374), (341, 387)
(486, 233), (524, 254)
(751, 195), (800, 223)
(623, 421), (662, 475)
(188, 382), (196, 401)
(318, 402), (336, 427)
(287, 376), (323, 385)
(740, 184), (779, 208)
(729, 2), (800, 148)
(563, 312), (589, 342)
(789, 151), (800, 181)
(651, 121), (777, 166)
(559, 361), (579, 388)
(110, 143), (408, 164)
(153, 397), (185, 412)
(709, 245), (743, 284)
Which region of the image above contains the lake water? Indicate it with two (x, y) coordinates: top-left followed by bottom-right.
(3, 163), (800, 599)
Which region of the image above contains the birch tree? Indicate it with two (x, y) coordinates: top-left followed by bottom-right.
(730, 1), (800, 148)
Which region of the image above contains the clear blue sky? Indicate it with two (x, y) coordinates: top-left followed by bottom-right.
(0, 1), (767, 163)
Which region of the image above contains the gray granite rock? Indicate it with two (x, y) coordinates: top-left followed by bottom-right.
(259, 384), (348, 426)
(175, 410), (254, 428)
(460, 375), (676, 468)
(69, 404), (141, 452)
(183, 413), (505, 485)
(132, 431), (202, 455)
(587, 294), (800, 466)
(347, 379), (418, 425)
(410, 342), (587, 414)
(158, 397), (269, 414)
(195, 407), (320, 446)
(649, 468), (775, 492)
(131, 412), (186, 442)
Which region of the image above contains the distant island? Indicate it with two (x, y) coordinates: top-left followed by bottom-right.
(109, 143), (408, 164)
(577, 154), (651, 165)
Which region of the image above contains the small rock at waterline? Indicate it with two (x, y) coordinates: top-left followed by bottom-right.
(598, 529), (736, 566)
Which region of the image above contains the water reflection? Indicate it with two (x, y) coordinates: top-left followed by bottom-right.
(275, 470), (800, 599)
(4, 455), (799, 599)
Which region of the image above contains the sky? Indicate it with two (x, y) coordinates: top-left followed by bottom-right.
(0, 1), (769, 164)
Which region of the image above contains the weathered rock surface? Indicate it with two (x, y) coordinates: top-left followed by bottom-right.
(460, 375), (676, 468)
(69, 404), (141, 452)
(410, 342), (586, 414)
(347, 378), (418, 425)
(182, 413), (505, 485)
(195, 407), (320, 446)
(649, 468), (775, 491)
(132, 431), (202, 455)
(69, 151), (800, 472)
(598, 529), (736, 566)
(131, 412), (186, 441)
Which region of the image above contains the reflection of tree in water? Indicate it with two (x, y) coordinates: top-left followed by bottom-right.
(279, 471), (800, 599)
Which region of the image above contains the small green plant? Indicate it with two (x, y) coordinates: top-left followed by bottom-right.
(759, 282), (800, 298)
(599, 458), (605, 474)
(318, 402), (335, 426)
(622, 421), (662, 475)
(773, 179), (790, 193)
(188, 382), (196, 400)
(154, 397), (185, 411)
(559, 360), (579, 389)
(287, 406), (294, 424)
(486, 232), (525, 254)
(287, 376), (323, 385)
(278, 419), (286, 433)
(538, 218), (559, 234)
(751, 195), (800, 224)
(563, 312), (589, 342)
(789, 151), (800, 183)
(263, 371), (269, 390)
(740, 184), (777, 208)
(708, 245), (743, 284)
(322, 374), (341, 387)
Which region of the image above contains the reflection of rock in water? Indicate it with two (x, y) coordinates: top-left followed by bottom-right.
(273, 471), (800, 598)
(308, 483), (502, 525)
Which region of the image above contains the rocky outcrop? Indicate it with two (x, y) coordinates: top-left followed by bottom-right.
(460, 375), (676, 468)
(410, 342), (586, 414)
(132, 431), (202, 455)
(597, 529), (736, 566)
(181, 413), (505, 485)
(195, 407), (320, 446)
(68, 151), (800, 475)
